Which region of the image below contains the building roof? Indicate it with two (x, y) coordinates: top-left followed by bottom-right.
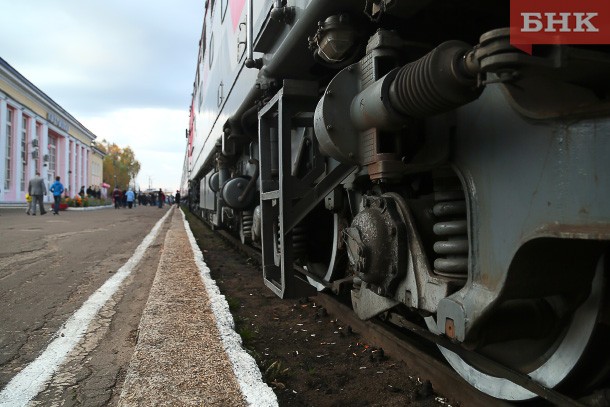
(0, 56), (97, 142)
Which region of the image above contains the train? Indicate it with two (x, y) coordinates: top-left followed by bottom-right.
(182, 0), (610, 401)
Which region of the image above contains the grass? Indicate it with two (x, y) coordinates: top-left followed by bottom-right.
(225, 296), (240, 312)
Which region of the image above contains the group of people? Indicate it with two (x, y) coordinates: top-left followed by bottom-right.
(111, 187), (179, 209)
(83, 185), (102, 199)
(24, 175), (181, 215)
(26, 172), (64, 216)
(111, 187), (137, 209)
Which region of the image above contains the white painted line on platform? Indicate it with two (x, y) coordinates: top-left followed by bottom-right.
(181, 210), (278, 407)
(0, 208), (174, 407)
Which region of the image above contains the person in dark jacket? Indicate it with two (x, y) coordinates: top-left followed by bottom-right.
(112, 187), (122, 209)
(28, 172), (47, 216)
(158, 189), (165, 208)
(175, 190), (181, 206)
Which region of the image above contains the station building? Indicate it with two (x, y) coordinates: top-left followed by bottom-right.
(0, 57), (104, 206)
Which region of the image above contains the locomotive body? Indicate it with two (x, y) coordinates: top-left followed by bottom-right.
(184, 0), (610, 400)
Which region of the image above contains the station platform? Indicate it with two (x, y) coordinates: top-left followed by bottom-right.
(118, 208), (277, 406)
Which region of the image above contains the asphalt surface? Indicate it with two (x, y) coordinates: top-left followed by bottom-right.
(0, 204), (170, 406)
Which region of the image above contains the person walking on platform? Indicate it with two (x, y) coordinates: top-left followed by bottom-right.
(112, 187), (122, 209)
(175, 190), (180, 207)
(49, 176), (65, 215)
(25, 193), (33, 215)
(125, 188), (135, 209)
(158, 189), (165, 208)
(28, 172), (47, 216)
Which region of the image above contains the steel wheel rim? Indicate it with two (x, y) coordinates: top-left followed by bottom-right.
(425, 257), (605, 400)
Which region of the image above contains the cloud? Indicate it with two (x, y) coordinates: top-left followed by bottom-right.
(0, 0), (202, 114)
(81, 107), (189, 191)
(0, 0), (202, 192)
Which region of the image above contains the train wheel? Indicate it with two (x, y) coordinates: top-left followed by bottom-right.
(425, 254), (609, 400)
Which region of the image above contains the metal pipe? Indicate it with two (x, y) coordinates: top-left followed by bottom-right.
(238, 159), (260, 203)
(245, 0), (255, 67)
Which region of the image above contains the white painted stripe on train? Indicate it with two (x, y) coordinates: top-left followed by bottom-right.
(0, 208), (174, 407)
(180, 210), (279, 407)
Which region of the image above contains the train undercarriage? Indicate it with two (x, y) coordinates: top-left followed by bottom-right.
(187, 0), (610, 401)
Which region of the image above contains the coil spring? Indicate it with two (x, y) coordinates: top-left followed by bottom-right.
(275, 223), (307, 261)
(241, 211), (253, 244)
(292, 225), (307, 261)
(432, 189), (468, 279)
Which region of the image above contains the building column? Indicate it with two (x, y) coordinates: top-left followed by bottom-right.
(78, 144), (82, 190)
(79, 144), (84, 191)
(85, 149), (90, 188)
(0, 98), (7, 197)
(68, 139), (73, 196)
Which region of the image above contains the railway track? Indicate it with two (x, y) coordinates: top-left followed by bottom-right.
(199, 219), (605, 407)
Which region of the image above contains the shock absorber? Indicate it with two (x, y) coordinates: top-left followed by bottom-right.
(432, 172), (469, 279)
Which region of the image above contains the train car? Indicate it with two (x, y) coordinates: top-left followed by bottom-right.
(184, 0), (610, 401)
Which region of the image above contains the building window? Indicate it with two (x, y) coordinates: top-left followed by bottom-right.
(5, 107), (13, 190)
(21, 115), (29, 191)
(48, 136), (57, 183)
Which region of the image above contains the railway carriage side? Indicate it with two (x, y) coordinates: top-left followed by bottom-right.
(185, 0), (610, 401)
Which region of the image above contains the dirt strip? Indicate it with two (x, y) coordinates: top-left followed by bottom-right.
(118, 210), (247, 406)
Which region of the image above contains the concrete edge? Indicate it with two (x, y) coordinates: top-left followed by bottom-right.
(180, 209), (279, 407)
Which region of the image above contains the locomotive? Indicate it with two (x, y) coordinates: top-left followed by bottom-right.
(184, 0), (610, 401)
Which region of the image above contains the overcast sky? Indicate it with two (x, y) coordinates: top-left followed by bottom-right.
(0, 0), (204, 192)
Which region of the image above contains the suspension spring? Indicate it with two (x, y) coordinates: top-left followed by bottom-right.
(292, 224), (307, 261)
(432, 184), (469, 279)
(241, 211), (253, 245)
(275, 222), (307, 262)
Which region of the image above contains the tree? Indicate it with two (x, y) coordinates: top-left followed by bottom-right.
(99, 140), (141, 189)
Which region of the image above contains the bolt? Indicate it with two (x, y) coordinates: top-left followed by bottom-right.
(326, 124), (334, 131)
(326, 89), (332, 96)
